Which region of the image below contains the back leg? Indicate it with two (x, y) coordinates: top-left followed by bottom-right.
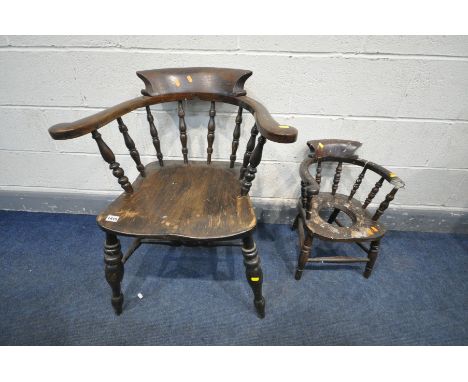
(291, 214), (299, 231)
(364, 240), (380, 278)
(327, 208), (340, 224)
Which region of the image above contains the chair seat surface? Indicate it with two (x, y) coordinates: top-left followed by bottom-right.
(97, 160), (256, 240)
(301, 193), (386, 242)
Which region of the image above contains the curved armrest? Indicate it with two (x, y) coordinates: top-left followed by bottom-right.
(49, 94), (187, 140)
(318, 156), (405, 189)
(237, 96), (298, 143)
(49, 93), (299, 143)
(299, 157), (320, 194)
(48, 96), (153, 140)
(367, 161), (405, 189)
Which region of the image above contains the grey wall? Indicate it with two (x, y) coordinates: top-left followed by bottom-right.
(0, 36), (467, 231)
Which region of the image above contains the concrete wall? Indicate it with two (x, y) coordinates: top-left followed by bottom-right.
(1, 36), (467, 229)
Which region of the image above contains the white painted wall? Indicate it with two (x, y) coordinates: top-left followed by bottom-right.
(1, 35), (467, 213)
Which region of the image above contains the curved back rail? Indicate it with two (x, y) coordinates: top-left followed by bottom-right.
(300, 156), (405, 221)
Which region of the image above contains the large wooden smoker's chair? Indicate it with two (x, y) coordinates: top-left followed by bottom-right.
(293, 139), (404, 280)
(48, 67), (298, 318)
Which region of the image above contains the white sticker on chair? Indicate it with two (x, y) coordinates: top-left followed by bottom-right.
(105, 215), (120, 222)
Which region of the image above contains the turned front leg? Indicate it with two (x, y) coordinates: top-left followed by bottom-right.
(242, 234), (265, 318)
(104, 232), (124, 315)
(295, 231), (313, 280)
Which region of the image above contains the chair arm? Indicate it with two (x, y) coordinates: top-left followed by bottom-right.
(237, 96), (298, 143)
(48, 96), (173, 140)
(299, 157), (320, 195)
(48, 96), (153, 140)
(308, 155), (405, 189)
(48, 93), (298, 144)
(366, 161), (405, 189)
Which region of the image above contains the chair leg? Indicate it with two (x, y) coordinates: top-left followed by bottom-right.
(295, 232), (313, 280)
(327, 208), (340, 224)
(291, 214), (299, 231)
(104, 232), (124, 315)
(364, 240), (380, 279)
(242, 234), (265, 319)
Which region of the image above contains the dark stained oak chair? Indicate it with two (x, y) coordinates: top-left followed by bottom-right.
(48, 67), (297, 318)
(292, 139), (404, 280)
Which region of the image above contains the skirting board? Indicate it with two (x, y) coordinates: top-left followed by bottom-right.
(0, 190), (467, 234)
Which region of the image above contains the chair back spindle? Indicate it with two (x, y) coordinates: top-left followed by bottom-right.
(331, 161), (343, 195)
(301, 180), (307, 208)
(206, 101), (216, 164)
(117, 117), (145, 177)
(240, 124), (259, 179)
(92, 130), (133, 193)
(363, 177), (384, 209)
(145, 106), (164, 167)
(305, 188), (316, 220)
(230, 107), (243, 168)
(315, 159), (322, 186)
(178, 101), (188, 164)
(348, 167), (367, 200)
(372, 188), (398, 221)
(241, 136), (266, 196)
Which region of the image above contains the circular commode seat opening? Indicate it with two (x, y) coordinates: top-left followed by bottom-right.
(318, 206), (355, 228)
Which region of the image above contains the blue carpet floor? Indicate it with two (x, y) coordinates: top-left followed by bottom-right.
(0, 210), (467, 345)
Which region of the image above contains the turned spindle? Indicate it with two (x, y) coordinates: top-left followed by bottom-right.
(241, 135), (266, 196)
(331, 161), (343, 195)
(117, 117), (145, 177)
(230, 107), (243, 168)
(92, 130), (133, 193)
(305, 187), (315, 220)
(206, 101), (216, 164)
(240, 124), (259, 180)
(372, 187), (398, 221)
(145, 106), (164, 167)
(363, 177), (384, 209)
(301, 180), (307, 208)
(178, 101), (188, 164)
(315, 159), (322, 185)
(349, 167), (367, 200)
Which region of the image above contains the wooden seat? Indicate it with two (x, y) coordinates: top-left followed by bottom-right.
(48, 67), (298, 319)
(97, 161), (256, 240)
(293, 139), (404, 280)
(301, 192), (385, 242)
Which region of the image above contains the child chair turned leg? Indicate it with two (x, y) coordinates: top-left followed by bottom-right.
(295, 232), (313, 280)
(364, 239), (380, 278)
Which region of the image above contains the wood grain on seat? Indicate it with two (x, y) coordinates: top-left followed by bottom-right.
(97, 160), (256, 240)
